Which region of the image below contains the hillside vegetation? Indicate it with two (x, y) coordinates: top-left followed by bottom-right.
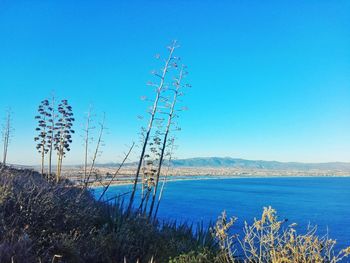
(0, 166), (349, 263)
(0, 166), (217, 263)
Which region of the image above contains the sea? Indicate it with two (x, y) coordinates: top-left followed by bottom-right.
(93, 176), (350, 250)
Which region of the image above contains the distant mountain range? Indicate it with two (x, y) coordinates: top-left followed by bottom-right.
(170, 157), (350, 170)
(99, 157), (350, 171)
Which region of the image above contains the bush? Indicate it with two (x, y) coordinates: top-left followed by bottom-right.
(0, 167), (217, 262)
(169, 249), (216, 263)
(212, 207), (350, 262)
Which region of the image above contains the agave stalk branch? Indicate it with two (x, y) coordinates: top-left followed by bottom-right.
(85, 113), (105, 187)
(98, 142), (135, 201)
(47, 95), (55, 177)
(127, 41), (177, 214)
(148, 65), (184, 218)
(40, 116), (46, 175)
(153, 137), (175, 220)
(83, 105), (92, 185)
(2, 110), (11, 166)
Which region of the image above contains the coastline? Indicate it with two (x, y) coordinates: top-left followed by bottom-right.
(88, 173), (350, 189)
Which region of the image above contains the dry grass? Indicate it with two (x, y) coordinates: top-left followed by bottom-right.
(212, 206), (350, 263)
(0, 166), (218, 263)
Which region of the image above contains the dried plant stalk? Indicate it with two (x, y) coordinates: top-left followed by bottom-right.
(85, 113), (106, 187)
(212, 207), (350, 263)
(2, 109), (12, 166)
(148, 65), (185, 218)
(128, 41), (178, 214)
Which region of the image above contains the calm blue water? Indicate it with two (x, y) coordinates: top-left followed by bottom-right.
(93, 177), (350, 249)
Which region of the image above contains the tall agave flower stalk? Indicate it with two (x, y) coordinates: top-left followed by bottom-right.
(82, 105), (94, 186)
(148, 64), (188, 219)
(138, 133), (162, 214)
(46, 95), (56, 177)
(153, 136), (176, 220)
(84, 112), (106, 187)
(54, 100), (75, 182)
(34, 100), (50, 175)
(127, 40), (179, 214)
(1, 109), (12, 167)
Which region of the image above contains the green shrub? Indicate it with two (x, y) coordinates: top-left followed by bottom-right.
(169, 249), (219, 263)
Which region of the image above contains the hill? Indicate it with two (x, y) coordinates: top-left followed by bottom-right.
(171, 157), (350, 170)
(97, 157), (350, 172)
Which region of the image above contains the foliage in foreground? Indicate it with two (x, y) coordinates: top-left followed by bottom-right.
(0, 166), (349, 263)
(210, 207), (350, 263)
(0, 166), (217, 263)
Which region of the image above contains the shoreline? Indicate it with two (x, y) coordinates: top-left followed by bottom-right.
(89, 173), (350, 189)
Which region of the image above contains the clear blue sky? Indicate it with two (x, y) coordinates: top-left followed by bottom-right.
(0, 0), (349, 165)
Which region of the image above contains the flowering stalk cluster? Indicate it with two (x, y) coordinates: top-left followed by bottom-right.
(54, 100), (75, 181)
(128, 41), (190, 220)
(34, 98), (74, 181)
